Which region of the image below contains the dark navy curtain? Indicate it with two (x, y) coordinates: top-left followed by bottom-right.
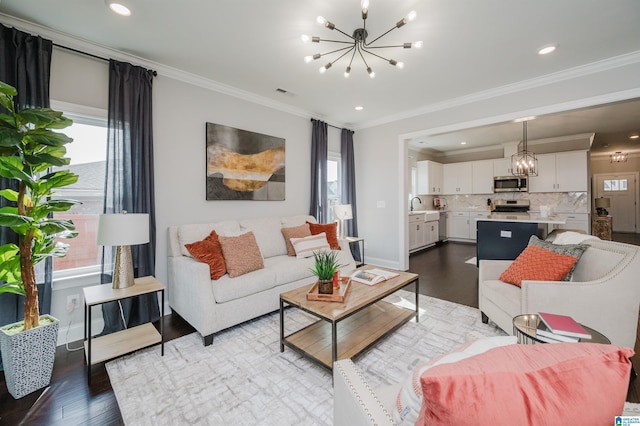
(100, 59), (159, 334)
(0, 24), (53, 371)
(340, 128), (361, 261)
(309, 119), (328, 223)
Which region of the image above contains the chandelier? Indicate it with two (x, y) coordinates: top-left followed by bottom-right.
(302, 0), (422, 78)
(610, 151), (628, 163)
(511, 120), (538, 177)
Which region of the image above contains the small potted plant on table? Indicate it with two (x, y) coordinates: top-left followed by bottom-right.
(310, 250), (343, 294)
(0, 80), (78, 398)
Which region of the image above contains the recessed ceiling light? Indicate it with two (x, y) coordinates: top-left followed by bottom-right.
(460, 141), (467, 145)
(107, 2), (131, 16)
(538, 44), (557, 55)
(630, 135), (639, 140)
(354, 106), (364, 111)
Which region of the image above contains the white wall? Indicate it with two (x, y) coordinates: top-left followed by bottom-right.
(356, 59), (640, 270)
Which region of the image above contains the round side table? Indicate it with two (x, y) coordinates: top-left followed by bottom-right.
(513, 314), (610, 345)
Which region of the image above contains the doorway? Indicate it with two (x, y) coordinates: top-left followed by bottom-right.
(593, 172), (639, 233)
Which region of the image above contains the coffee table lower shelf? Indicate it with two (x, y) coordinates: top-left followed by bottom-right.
(282, 300), (415, 369)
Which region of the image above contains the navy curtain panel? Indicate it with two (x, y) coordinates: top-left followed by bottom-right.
(0, 24), (53, 370)
(100, 59), (159, 334)
(309, 119), (329, 223)
(340, 128), (361, 261)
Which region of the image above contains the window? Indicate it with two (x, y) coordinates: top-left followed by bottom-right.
(52, 114), (107, 279)
(603, 179), (628, 192)
(327, 154), (341, 222)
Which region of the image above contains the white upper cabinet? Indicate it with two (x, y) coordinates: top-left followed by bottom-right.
(529, 151), (588, 193)
(471, 160), (494, 194)
(416, 160), (443, 195)
(493, 158), (512, 177)
(443, 162), (472, 194)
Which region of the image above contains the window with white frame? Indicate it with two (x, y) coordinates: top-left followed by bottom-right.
(51, 113), (107, 279)
(603, 179), (628, 192)
(327, 153), (341, 222)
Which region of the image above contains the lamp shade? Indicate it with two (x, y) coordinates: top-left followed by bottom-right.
(595, 198), (611, 209)
(97, 213), (149, 246)
(333, 204), (353, 220)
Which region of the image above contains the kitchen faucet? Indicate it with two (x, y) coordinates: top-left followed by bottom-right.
(410, 197), (422, 212)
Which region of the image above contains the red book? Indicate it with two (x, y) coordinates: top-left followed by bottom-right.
(538, 312), (592, 339)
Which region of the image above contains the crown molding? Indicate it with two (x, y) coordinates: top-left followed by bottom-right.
(362, 50), (640, 131)
(0, 14), (325, 125)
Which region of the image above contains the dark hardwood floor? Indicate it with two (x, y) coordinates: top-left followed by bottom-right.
(1, 233), (639, 424)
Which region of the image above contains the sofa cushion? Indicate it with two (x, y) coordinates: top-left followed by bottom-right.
(394, 336), (517, 425)
(281, 223), (311, 256)
(239, 217), (288, 258)
(480, 279), (521, 317)
(263, 255), (316, 285)
(416, 343), (633, 426)
(178, 220), (241, 257)
(281, 215), (316, 227)
(571, 243), (624, 282)
(307, 221), (340, 250)
(291, 233), (330, 259)
(184, 230), (226, 280)
(210, 267), (277, 303)
(218, 231), (265, 278)
(499, 245), (581, 287)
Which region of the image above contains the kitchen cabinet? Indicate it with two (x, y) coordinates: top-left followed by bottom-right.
(469, 211), (491, 241)
(443, 162), (472, 194)
(529, 151), (588, 193)
(416, 160), (443, 195)
(472, 160), (494, 194)
(448, 212), (470, 240)
(409, 214), (439, 252)
(425, 221), (439, 246)
(548, 212), (590, 234)
(493, 158), (512, 177)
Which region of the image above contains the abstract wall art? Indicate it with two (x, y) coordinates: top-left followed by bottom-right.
(206, 122), (285, 200)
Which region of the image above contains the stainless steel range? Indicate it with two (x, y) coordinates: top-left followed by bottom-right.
(492, 199), (530, 213)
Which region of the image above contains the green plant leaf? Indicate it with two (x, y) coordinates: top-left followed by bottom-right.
(37, 218), (76, 235)
(0, 188), (19, 202)
(18, 108), (67, 128)
(24, 128), (73, 147)
(0, 212), (31, 227)
(38, 170), (78, 193)
(24, 153), (70, 167)
(0, 157), (32, 184)
(0, 127), (22, 147)
(0, 113), (14, 128)
(0, 81), (17, 96)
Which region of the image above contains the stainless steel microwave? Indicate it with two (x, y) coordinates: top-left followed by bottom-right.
(493, 176), (528, 192)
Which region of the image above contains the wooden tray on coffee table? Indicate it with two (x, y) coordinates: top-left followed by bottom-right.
(306, 277), (351, 302)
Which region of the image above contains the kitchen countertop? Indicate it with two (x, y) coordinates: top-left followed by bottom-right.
(479, 213), (567, 224)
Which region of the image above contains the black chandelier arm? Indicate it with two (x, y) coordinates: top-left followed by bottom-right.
(361, 48), (392, 63)
(347, 46), (358, 68)
(330, 25), (356, 41)
(317, 45), (355, 59)
(364, 26), (398, 47)
(316, 38), (355, 45)
(357, 44), (371, 69)
(365, 44), (410, 49)
(329, 45), (356, 66)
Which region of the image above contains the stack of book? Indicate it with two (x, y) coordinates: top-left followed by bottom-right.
(536, 312), (592, 343)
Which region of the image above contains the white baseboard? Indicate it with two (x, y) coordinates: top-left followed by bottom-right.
(364, 256), (404, 271)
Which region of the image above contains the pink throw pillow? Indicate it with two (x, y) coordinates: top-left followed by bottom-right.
(417, 343), (633, 425)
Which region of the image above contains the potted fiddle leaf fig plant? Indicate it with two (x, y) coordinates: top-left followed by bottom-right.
(0, 80), (78, 398)
(310, 249), (344, 294)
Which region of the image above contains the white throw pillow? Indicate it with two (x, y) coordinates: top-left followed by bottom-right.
(394, 336), (517, 425)
(290, 233), (330, 259)
(551, 231), (599, 245)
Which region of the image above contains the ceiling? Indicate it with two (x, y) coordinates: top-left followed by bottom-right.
(0, 0), (639, 152)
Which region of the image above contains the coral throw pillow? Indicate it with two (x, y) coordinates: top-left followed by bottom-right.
(499, 245), (579, 287)
(218, 231), (264, 278)
(417, 343), (633, 426)
(184, 230), (226, 280)
(281, 223), (311, 256)
(528, 235), (588, 281)
(307, 221), (340, 250)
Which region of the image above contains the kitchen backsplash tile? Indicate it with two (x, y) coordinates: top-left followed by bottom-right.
(440, 192), (589, 213)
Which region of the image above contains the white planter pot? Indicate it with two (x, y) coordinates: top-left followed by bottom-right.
(0, 314), (59, 399)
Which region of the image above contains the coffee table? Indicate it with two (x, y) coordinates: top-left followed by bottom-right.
(279, 267), (419, 370)
(513, 314), (610, 345)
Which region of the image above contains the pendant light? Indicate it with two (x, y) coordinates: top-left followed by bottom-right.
(511, 120), (538, 177)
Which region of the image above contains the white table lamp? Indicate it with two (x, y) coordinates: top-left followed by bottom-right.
(333, 204), (353, 239)
(97, 212), (150, 289)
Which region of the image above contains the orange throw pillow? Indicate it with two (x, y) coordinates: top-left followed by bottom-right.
(218, 231), (264, 278)
(307, 221), (340, 250)
(499, 245), (579, 287)
(184, 230), (226, 280)
(281, 223), (311, 256)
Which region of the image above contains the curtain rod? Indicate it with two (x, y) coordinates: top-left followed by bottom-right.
(53, 43), (158, 76)
(310, 118), (343, 131)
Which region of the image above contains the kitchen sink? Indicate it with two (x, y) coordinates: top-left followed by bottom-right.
(409, 210), (440, 221)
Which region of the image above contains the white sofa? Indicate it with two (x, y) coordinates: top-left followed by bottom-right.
(479, 238), (640, 348)
(167, 215), (356, 345)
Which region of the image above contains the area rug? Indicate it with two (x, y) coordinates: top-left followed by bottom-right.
(106, 290), (506, 425)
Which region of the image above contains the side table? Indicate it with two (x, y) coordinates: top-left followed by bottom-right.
(592, 215), (612, 240)
(83, 275), (165, 384)
(512, 314), (610, 345)
(345, 236), (365, 267)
